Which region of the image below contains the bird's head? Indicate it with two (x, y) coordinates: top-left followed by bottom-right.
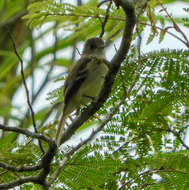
(82, 37), (106, 59)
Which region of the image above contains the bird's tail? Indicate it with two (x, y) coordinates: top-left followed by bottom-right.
(55, 113), (65, 146)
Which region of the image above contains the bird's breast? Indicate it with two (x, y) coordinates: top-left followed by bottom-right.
(78, 61), (108, 104)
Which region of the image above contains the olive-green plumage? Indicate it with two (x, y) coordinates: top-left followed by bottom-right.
(55, 37), (109, 146)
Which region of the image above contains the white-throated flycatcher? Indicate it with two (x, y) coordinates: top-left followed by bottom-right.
(55, 37), (109, 146)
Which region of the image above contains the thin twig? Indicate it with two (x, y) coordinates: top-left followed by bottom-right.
(99, 0), (112, 38)
(167, 128), (189, 150)
(140, 21), (188, 48)
(76, 47), (81, 55)
(0, 124), (51, 143)
(114, 44), (118, 52)
(32, 21), (59, 129)
(97, 0), (110, 8)
(158, 1), (189, 48)
(6, 26), (45, 154)
(23, 20), (59, 123)
(113, 137), (137, 154)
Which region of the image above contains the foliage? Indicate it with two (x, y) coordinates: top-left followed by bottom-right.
(0, 0), (189, 189)
(53, 147), (121, 190)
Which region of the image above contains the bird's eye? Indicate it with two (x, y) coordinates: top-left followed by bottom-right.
(90, 44), (96, 50)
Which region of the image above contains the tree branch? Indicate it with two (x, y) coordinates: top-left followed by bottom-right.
(0, 175), (41, 190)
(0, 124), (51, 143)
(0, 162), (41, 172)
(6, 27), (45, 154)
(140, 22), (189, 48)
(158, 1), (189, 48)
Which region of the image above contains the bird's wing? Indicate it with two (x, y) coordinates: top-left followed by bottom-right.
(63, 57), (93, 106)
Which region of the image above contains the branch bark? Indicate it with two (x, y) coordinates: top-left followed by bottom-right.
(0, 124), (51, 143)
(0, 162), (41, 172)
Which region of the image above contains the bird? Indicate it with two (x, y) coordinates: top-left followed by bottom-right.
(55, 37), (109, 146)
